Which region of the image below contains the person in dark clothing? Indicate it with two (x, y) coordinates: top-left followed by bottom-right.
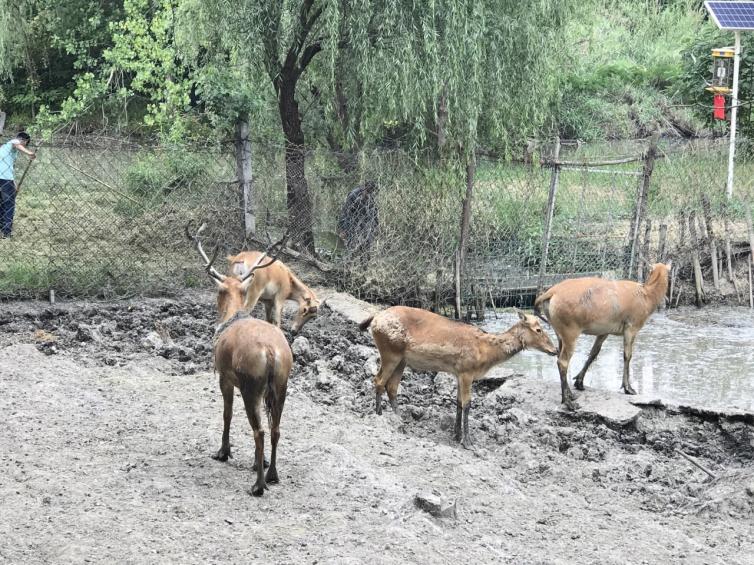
(337, 180), (379, 260)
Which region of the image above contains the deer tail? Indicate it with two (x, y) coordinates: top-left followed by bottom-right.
(533, 288), (554, 324)
(263, 348), (278, 428)
(358, 314), (375, 331)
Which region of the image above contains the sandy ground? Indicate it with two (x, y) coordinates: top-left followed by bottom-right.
(0, 291), (753, 564)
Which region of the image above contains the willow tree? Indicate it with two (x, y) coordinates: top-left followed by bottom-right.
(178, 0), (575, 254)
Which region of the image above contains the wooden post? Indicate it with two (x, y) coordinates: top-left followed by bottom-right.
(638, 219), (652, 282)
(626, 133), (659, 279)
(455, 154), (476, 319)
(538, 137), (561, 294)
(701, 194), (720, 292)
(724, 215), (742, 302)
(688, 211), (705, 307)
(454, 249), (461, 320)
(658, 223), (668, 263)
(234, 116), (255, 236)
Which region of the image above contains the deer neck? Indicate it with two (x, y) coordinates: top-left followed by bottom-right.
(289, 273), (312, 301)
(483, 327), (526, 366)
(642, 268), (669, 309)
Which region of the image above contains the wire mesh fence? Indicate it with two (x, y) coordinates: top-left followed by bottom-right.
(0, 132), (752, 312)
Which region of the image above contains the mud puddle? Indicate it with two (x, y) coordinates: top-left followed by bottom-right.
(481, 307), (754, 411)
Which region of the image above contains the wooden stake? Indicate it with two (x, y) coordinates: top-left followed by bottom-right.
(701, 195), (720, 292)
(538, 137), (561, 293)
(675, 448), (717, 480)
(688, 211), (705, 307)
(658, 223), (668, 263)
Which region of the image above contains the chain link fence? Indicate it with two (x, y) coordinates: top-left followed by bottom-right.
(0, 133), (752, 312)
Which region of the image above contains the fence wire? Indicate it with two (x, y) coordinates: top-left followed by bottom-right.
(0, 133), (752, 314)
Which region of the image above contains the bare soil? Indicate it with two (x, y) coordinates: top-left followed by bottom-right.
(1, 291), (753, 564)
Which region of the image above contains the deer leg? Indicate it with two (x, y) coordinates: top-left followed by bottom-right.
(239, 380), (266, 496)
(271, 297), (285, 328)
(244, 285), (264, 315)
(265, 383), (287, 485)
(574, 334), (608, 390)
(557, 338), (579, 411)
(385, 360), (407, 414)
(621, 330), (638, 395)
(211, 375), (234, 461)
(263, 301), (274, 324)
(373, 356), (401, 415)
(457, 375), (475, 449)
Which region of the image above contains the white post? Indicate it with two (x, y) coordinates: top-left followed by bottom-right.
(726, 31), (741, 199)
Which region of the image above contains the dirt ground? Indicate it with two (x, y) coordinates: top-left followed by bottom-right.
(1, 291), (753, 564)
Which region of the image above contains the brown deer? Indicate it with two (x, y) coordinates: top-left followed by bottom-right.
(187, 223), (292, 496)
(227, 251), (321, 334)
(359, 306), (557, 449)
(534, 262), (671, 411)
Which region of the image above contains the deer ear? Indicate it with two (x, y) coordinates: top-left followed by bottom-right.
(516, 309), (526, 321)
(666, 259), (673, 271)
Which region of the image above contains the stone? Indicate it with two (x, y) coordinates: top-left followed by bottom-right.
(364, 356), (380, 378)
(413, 493), (457, 519)
(576, 390), (642, 427)
(291, 336), (311, 359)
(142, 331), (166, 350)
(76, 323), (103, 343)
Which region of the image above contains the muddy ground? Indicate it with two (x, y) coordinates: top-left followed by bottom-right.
(1, 290), (753, 564)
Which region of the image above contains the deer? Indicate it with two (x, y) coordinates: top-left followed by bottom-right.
(359, 306), (558, 449)
(227, 251), (321, 334)
(534, 262), (671, 411)
(187, 223), (292, 496)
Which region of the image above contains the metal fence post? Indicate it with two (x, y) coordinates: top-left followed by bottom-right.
(537, 137), (560, 294)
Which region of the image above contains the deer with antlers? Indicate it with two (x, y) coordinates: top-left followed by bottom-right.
(534, 262), (671, 410)
(187, 223), (292, 496)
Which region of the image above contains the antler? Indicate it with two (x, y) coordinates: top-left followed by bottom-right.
(185, 221), (226, 282)
(238, 230), (291, 283)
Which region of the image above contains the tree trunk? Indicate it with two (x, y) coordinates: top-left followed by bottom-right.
(234, 116), (255, 237)
(278, 73), (316, 255)
(455, 155), (476, 319)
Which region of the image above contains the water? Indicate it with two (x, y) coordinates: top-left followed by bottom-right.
(480, 307), (754, 412)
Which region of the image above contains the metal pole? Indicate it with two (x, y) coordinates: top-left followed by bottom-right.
(726, 31), (741, 199)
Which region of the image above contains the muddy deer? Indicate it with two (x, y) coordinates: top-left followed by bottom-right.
(227, 251), (321, 334)
(359, 306), (557, 449)
(534, 262), (671, 410)
(187, 223), (292, 496)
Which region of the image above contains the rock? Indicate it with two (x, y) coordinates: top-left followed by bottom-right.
(76, 323), (103, 343)
(314, 360), (336, 391)
(142, 331), (166, 350)
(364, 356), (380, 378)
(434, 372), (456, 399)
(409, 406), (425, 420)
(576, 390), (642, 427)
(413, 493), (457, 519)
(292, 336), (311, 359)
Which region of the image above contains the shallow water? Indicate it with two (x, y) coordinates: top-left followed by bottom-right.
(480, 307), (754, 412)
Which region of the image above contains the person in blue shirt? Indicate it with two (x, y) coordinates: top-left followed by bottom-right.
(0, 131), (36, 238)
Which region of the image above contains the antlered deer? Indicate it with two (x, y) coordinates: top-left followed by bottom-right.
(534, 262), (671, 410)
(187, 223), (292, 496)
(227, 251), (321, 334)
(359, 306), (557, 449)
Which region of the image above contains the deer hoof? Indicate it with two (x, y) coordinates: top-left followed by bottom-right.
(460, 436), (476, 450)
(212, 448), (231, 462)
(623, 385), (637, 395)
(250, 482), (266, 497)
(564, 398), (580, 411)
(574, 379), (585, 391)
(265, 468), (279, 484)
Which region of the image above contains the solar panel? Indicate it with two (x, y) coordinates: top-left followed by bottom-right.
(705, 1), (754, 30)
